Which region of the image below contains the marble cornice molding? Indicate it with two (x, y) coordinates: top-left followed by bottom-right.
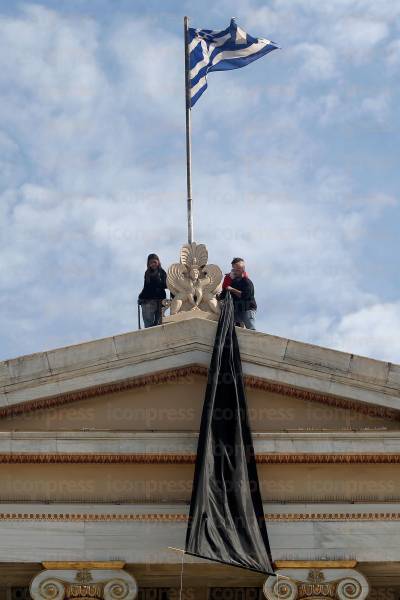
(1, 452), (400, 464)
(1, 365), (398, 421)
(42, 562), (126, 570)
(274, 561), (357, 568)
(256, 453), (400, 464)
(246, 375), (400, 420)
(0, 366), (207, 418)
(1, 511), (400, 522)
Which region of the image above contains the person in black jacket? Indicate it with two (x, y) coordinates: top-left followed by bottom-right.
(138, 253), (167, 328)
(225, 257), (257, 330)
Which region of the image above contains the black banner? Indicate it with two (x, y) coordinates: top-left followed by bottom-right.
(185, 293), (274, 574)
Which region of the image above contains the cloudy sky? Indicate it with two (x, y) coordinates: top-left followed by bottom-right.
(0, 0), (399, 363)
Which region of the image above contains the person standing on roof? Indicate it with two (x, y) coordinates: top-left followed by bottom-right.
(138, 253), (167, 328)
(224, 257), (257, 330)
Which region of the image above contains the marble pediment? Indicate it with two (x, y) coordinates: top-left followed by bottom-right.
(0, 369), (397, 432)
(0, 317), (399, 430)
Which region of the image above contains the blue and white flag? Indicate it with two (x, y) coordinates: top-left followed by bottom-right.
(188, 19), (279, 107)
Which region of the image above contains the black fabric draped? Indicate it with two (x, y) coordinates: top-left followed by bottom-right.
(185, 293), (274, 574)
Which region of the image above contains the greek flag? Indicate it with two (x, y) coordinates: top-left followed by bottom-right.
(189, 19), (279, 107)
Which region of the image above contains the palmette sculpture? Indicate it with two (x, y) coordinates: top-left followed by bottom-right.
(167, 243), (223, 316)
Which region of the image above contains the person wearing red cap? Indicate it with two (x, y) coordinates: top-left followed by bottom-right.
(223, 257), (257, 330)
(222, 257), (249, 291)
(138, 254), (167, 328)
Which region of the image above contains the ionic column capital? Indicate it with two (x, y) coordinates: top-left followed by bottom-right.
(263, 567), (369, 600)
(30, 567), (138, 600)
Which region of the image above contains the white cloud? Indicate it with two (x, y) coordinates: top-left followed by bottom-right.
(323, 301), (400, 362)
(0, 5), (103, 106)
(360, 93), (391, 124)
(290, 43), (337, 81)
(331, 18), (388, 56)
(107, 18), (182, 121)
(386, 39), (400, 67)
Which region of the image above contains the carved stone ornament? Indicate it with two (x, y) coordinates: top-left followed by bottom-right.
(263, 568), (369, 600)
(165, 242), (222, 321)
(30, 569), (138, 600)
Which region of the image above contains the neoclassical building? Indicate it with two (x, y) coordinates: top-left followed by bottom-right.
(0, 313), (400, 599)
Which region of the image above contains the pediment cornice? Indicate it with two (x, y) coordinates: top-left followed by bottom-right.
(1, 318), (399, 417)
(0, 365), (398, 421)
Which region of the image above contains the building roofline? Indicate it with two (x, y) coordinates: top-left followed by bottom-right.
(0, 317), (399, 415)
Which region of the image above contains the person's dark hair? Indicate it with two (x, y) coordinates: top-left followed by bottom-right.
(147, 253), (160, 267)
(231, 257), (244, 265)
(145, 253), (162, 283)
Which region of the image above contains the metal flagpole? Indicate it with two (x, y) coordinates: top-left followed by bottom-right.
(184, 16), (193, 244)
